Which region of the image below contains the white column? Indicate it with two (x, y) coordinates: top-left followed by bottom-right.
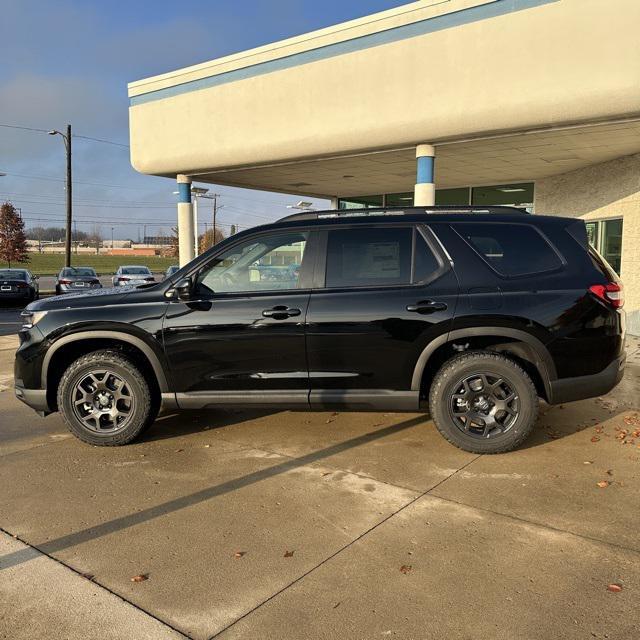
(329, 196), (339, 210)
(414, 144), (436, 206)
(193, 195), (199, 257)
(177, 174), (195, 267)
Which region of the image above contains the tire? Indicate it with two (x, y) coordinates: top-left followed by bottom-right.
(429, 351), (538, 454)
(55, 287), (61, 296)
(57, 349), (156, 446)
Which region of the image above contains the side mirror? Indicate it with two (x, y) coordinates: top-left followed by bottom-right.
(174, 277), (192, 301)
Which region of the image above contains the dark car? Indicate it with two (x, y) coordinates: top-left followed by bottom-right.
(55, 267), (102, 295)
(0, 268), (39, 303)
(164, 265), (180, 279)
(15, 206), (625, 453)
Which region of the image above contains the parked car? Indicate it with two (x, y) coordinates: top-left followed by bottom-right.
(112, 265), (155, 287)
(15, 206), (625, 453)
(55, 267), (102, 295)
(0, 268), (39, 303)
(164, 265), (180, 279)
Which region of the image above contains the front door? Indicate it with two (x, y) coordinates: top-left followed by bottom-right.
(162, 229), (314, 408)
(305, 224), (458, 410)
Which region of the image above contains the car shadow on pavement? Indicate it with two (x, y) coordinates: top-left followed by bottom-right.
(142, 408), (275, 442)
(0, 414), (429, 571)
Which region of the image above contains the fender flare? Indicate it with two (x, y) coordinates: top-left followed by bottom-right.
(411, 327), (557, 396)
(42, 330), (169, 392)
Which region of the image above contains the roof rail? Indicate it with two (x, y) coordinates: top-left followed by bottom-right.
(277, 205), (529, 223)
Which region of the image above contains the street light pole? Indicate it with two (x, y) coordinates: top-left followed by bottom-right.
(48, 125), (72, 267)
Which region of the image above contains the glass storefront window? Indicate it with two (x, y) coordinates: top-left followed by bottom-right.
(584, 219), (623, 275)
(386, 192), (414, 207)
(471, 183), (534, 208)
(602, 219), (623, 275)
(338, 195), (383, 209)
(435, 187), (470, 205)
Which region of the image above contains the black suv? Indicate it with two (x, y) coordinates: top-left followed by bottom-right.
(15, 207), (626, 453)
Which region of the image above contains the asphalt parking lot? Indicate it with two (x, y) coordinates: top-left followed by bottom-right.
(1, 336), (639, 640)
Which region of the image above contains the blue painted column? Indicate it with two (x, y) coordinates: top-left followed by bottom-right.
(177, 174), (194, 266)
(414, 144), (435, 206)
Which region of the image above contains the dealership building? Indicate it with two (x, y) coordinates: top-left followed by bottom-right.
(128, 0), (640, 332)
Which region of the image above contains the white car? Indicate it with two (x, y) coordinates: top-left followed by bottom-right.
(112, 265), (155, 287)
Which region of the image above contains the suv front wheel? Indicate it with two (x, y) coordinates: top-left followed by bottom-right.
(429, 351), (538, 454)
(57, 350), (156, 446)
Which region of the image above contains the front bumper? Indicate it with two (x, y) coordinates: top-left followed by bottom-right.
(15, 384), (51, 415)
(548, 352), (626, 404)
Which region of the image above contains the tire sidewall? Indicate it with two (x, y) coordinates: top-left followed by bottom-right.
(58, 354), (151, 446)
(430, 354), (538, 454)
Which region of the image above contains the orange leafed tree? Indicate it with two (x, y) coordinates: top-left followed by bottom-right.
(0, 202), (29, 267)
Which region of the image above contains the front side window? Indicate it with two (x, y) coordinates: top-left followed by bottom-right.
(454, 222), (563, 277)
(325, 227), (412, 288)
(196, 232), (308, 295)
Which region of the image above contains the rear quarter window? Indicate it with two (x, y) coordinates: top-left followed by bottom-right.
(453, 222), (563, 277)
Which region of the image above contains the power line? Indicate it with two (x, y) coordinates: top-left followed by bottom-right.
(72, 134), (129, 148)
(0, 123), (129, 147)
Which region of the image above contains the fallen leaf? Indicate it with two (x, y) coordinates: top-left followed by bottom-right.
(607, 583), (622, 592)
(399, 564), (412, 574)
(80, 572), (95, 581)
(606, 469), (614, 476)
(590, 436), (600, 443)
(596, 480), (610, 488)
(284, 550), (294, 558)
(333, 602), (341, 609)
(175, 448), (184, 453)
(234, 551), (246, 559)
(583, 461), (593, 465)
(130, 574), (148, 583)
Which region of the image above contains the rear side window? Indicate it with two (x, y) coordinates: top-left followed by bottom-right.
(453, 223), (563, 277)
(326, 227), (412, 287)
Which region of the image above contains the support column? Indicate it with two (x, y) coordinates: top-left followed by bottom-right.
(329, 196), (339, 210)
(177, 174), (195, 267)
(414, 144), (435, 206)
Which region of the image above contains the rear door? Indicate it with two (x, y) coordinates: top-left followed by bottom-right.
(305, 223), (458, 410)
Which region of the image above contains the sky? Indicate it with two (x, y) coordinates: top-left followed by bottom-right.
(0, 0), (408, 240)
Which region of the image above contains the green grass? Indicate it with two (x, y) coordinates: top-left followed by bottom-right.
(0, 253), (176, 275)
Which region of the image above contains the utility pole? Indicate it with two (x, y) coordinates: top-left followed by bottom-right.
(111, 227), (114, 251)
(48, 124), (72, 267)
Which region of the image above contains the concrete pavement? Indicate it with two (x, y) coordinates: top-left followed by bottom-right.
(0, 338), (639, 639)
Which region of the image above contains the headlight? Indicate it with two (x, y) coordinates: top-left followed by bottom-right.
(20, 310), (48, 330)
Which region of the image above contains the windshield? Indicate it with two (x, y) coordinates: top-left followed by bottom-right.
(0, 270), (27, 281)
(122, 267), (151, 275)
(62, 267), (96, 276)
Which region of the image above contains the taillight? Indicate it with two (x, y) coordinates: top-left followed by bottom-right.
(16, 282), (28, 288)
(59, 279), (72, 285)
(589, 282), (624, 309)
(117, 277), (130, 282)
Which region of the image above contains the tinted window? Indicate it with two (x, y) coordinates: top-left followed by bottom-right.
(325, 227), (412, 288)
(196, 232), (308, 294)
(454, 223), (562, 277)
(63, 267), (96, 276)
(0, 270), (27, 280)
(122, 267), (151, 275)
(413, 230), (441, 282)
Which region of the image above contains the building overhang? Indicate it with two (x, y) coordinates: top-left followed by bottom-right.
(128, 0), (640, 196)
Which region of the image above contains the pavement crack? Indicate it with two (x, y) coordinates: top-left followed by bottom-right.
(208, 453), (482, 639)
(0, 526), (193, 640)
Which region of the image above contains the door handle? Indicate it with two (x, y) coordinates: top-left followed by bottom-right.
(406, 300), (448, 314)
(262, 306), (302, 320)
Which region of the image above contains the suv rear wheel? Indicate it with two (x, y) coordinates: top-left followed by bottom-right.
(57, 350), (156, 446)
(429, 351), (538, 454)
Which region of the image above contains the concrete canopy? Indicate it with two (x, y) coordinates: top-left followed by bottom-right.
(128, 0), (640, 198)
